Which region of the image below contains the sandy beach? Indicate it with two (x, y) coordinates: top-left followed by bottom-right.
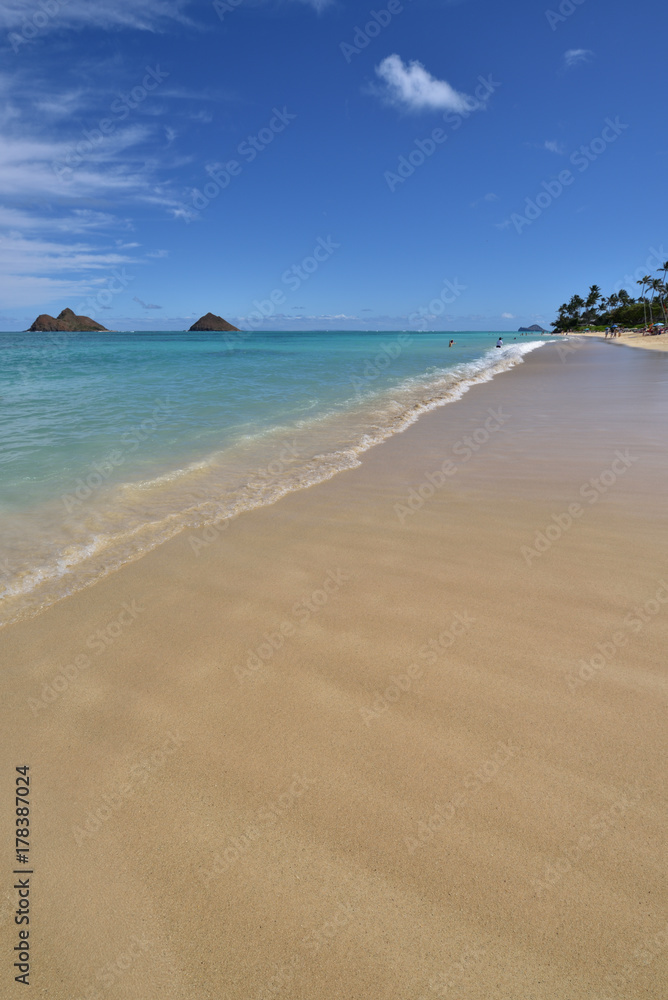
(573, 329), (668, 353)
(2, 339), (667, 999)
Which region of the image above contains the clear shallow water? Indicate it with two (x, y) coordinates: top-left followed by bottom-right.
(0, 330), (546, 625)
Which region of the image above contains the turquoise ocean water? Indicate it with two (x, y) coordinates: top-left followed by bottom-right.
(0, 329), (546, 625)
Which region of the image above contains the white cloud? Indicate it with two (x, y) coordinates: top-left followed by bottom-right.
(0, 274), (98, 309)
(0, 127), (156, 199)
(544, 140), (565, 154)
(0, 0), (194, 33)
(0, 233), (134, 275)
(238, 313), (359, 323)
(502, 312), (515, 319)
(0, 234), (138, 307)
(170, 205), (195, 222)
(0, 207), (125, 234)
(0, 112), (181, 307)
(0, 119), (188, 224)
(34, 91), (86, 118)
(374, 55), (471, 113)
(0, 0), (334, 47)
(563, 49), (594, 69)
(147, 249), (169, 258)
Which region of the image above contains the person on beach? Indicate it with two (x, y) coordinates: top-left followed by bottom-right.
(496, 337), (503, 348)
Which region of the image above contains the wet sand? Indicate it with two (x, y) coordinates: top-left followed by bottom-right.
(2, 340), (667, 999)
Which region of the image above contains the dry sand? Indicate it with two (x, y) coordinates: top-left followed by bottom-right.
(2, 340), (667, 999)
(573, 329), (668, 352)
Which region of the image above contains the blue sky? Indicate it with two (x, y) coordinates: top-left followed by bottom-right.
(0, 0), (666, 331)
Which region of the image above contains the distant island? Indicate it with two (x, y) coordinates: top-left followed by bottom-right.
(188, 313), (240, 332)
(518, 325), (547, 333)
(26, 308), (109, 333)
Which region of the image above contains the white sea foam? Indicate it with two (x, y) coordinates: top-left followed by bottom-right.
(0, 341), (545, 627)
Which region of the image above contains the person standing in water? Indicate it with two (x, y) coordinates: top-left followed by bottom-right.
(496, 337), (503, 348)
(449, 339), (455, 347)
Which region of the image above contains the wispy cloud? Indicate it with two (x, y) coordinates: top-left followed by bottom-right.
(0, 91), (189, 216)
(563, 48), (594, 69)
(0, 101), (180, 307)
(0, 127), (159, 199)
(294, 0), (333, 9)
(373, 55), (471, 113)
(147, 249), (169, 258)
(307, 314), (358, 320)
(0, 0), (195, 33)
(133, 296), (162, 309)
(34, 91), (86, 118)
(0, 234), (137, 307)
(162, 86), (236, 104)
(471, 192), (498, 208)
(0, 207), (127, 234)
(0, 234), (134, 275)
(543, 139), (566, 154)
(0, 274), (104, 309)
(502, 312), (515, 319)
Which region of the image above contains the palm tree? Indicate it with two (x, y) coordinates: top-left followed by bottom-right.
(569, 294), (585, 327)
(583, 284), (601, 324)
(659, 260), (668, 289)
(657, 262), (668, 324)
(651, 278), (667, 326)
(554, 302), (567, 324)
(554, 303), (572, 330)
(644, 276), (657, 324)
(637, 276), (651, 327)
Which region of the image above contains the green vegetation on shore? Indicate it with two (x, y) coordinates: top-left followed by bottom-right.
(552, 261), (668, 331)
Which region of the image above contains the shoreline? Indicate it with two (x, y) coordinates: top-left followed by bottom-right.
(3, 340), (667, 998)
(1, 338), (543, 630)
(570, 329), (668, 352)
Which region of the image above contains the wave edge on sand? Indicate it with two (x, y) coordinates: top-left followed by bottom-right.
(1, 340), (545, 628)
